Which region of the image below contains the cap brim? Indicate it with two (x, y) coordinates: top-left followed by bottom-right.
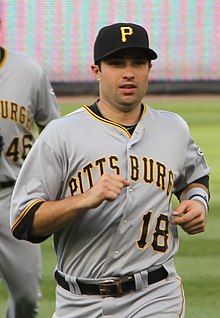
(95, 46), (157, 63)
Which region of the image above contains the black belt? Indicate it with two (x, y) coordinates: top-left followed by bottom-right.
(0, 180), (15, 188)
(55, 267), (168, 297)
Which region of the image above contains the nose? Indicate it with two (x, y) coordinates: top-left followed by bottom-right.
(122, 69), (135, 80)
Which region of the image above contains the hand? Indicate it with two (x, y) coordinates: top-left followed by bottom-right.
(81, 173), (130, 210)
(0, 135), (4, 155)
(172, 200), (207, 234)
(30, 173), (130, 237)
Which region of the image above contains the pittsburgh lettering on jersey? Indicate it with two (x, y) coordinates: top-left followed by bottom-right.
(0, 100), (31, 131)
(69, 155), (174, 197)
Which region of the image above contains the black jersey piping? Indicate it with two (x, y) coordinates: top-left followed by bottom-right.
(0, 47), (7, 67)
(12, 199), (44, 232)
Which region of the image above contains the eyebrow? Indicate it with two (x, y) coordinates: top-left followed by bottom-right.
(105, 55), (148, 60)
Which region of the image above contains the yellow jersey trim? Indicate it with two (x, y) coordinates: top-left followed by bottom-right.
(12, 199), (44, 232)
(178, 277), (185, 318)
(83, 104), (147, 138)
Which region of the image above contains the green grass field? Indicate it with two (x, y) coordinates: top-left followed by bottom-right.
(0, 95), (219, 317)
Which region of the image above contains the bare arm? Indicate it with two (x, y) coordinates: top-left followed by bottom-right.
(172, 183), (209, 234)
(30, 173), (130, 238)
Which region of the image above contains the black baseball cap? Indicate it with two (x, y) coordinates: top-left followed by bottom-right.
(94, 22), (157, 64)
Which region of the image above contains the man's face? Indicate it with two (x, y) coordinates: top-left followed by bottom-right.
(92, 48), (152, 112)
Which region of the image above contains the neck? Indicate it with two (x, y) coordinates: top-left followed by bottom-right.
(97, 99), (142, 126)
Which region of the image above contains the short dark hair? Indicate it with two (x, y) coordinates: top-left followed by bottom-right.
(95, 58), (152, 71)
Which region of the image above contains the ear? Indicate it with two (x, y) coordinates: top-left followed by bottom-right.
(91, 64), (101, 81)
(148, 62), (153, 71)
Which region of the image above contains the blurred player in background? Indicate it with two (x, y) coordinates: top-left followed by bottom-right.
(0, 18), (60, 318)
(10, 23), (210, 317)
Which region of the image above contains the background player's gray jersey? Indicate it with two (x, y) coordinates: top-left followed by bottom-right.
(0, 49), (60, 182)
(11, 104), (210, 279)
(0, 47), (60, 317)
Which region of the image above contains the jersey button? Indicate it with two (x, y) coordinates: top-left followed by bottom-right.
(129, 188), (133, 195)
(114, 250), (119, 257)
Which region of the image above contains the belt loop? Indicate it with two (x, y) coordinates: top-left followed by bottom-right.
(64, 274), (82, 294)
(140, 269), (149, 288)
(133, 272), (142, 291)
(134, 269), (149, 291)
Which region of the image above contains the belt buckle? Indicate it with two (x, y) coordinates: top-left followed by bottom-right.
(99, 279), (122, 297)
(99, 277), (132, 297)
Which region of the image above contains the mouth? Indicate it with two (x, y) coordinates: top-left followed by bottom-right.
(119, 83), (137, 94)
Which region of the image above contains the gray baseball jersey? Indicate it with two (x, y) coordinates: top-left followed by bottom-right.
(0, 47), (60, 318)
(10, 103), (210, 317)
(0, 48), (60, 182)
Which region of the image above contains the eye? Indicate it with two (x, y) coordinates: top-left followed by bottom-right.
(108, 59), (124, 67)
(133, 59), (148, 66)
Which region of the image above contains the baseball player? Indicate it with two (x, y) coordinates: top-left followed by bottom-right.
(0, 19), (60, 318)
(10, 23), (210, 318)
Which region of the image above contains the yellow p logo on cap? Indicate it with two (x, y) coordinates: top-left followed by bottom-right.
(120, 27), (133, 42)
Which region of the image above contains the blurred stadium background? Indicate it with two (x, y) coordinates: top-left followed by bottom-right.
(0, 0), (220, 95)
